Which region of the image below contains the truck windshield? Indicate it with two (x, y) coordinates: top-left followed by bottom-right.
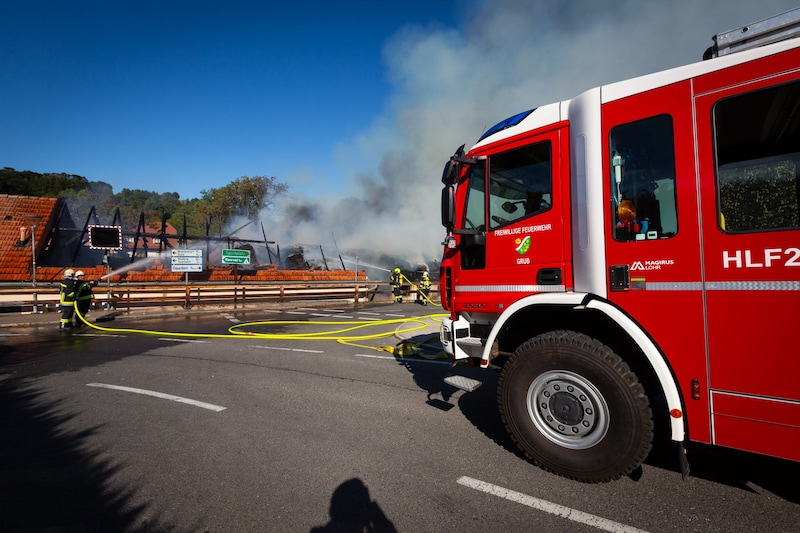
(487, 142), (553, 229)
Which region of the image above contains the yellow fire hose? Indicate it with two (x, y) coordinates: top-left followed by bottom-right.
(73, 302), (447, 358)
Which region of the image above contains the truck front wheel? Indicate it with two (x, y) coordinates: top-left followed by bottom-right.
(498, 330), (653, 483)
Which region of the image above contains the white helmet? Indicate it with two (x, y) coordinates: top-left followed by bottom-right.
(63, 268), (75, 278)
(423, 271), (429, 278)
(75, 270), (85, 277)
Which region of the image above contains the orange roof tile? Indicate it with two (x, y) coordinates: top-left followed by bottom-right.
(0, 195), (61, 282)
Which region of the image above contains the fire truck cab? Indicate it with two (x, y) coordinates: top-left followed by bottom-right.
(438, 9), (800, 482)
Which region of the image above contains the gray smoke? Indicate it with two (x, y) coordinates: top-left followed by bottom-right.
(246, 0), (797, 269)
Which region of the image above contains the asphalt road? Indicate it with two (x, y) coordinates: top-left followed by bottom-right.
(1, 303), (798, 532)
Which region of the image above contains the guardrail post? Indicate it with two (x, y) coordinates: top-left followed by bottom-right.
(242, 287), (246, 308)
(279, 285), (285, 303)
(184, 287), (191, 309)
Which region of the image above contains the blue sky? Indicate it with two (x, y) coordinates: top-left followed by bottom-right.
(1, 0), (460, 200)
(2, 0), (797, 263)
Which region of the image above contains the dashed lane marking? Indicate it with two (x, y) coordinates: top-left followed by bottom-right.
(87, 383), (226, 412)
(221, 313), (241, 323)
(252, 345), (325, 354)
(157, 338), (210, 343)
(457, 477), (649, 533)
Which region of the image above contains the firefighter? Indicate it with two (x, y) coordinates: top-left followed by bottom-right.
(390, 267), (403, 303)
(73, 270), (97, 328)
(417, 271), (431, 306)
(59, 269), (76, 329)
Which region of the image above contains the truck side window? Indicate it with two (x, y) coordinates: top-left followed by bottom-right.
(609, 114), (678, 242)
(714, 80), (800, 233)
(462, 162), (486, 231)
(487, 142), (552, 230)
(461, 161), (487, 269)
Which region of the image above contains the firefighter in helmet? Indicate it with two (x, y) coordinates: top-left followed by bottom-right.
(417, 271), (431, 306)
(390, 267), (403, 303)
(59, 268), (76, 329)
(74, 270), (97, 328)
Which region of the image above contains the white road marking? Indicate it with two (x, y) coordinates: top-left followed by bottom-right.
(353, 354), (449, 365)
(86, 383), (226, 412)
(332, 315), (354, 319)
(157, 338), (209, 343)
(457, 477), (649, 533)
(253, 345), (324, 354)
(310, 313), (332, 317)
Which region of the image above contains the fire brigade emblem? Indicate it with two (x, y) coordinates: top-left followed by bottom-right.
(515, 236), (531, 255)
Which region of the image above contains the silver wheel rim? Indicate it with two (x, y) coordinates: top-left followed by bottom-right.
(526, 370), (609, 449)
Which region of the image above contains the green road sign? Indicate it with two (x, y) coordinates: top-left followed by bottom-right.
(222, 248), (251, 264)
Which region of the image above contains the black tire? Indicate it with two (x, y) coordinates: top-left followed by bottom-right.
(498, 330), (653, 482)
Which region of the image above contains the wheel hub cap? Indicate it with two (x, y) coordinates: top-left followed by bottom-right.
(527, 371), (609, 449)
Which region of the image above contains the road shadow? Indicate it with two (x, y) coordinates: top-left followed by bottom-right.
(0, 374), (167, 532)
(679, 443), (800, 504)
(310, 477), (397, 533)
(393, 334), (458, 411)
(391, 336), (524, 459)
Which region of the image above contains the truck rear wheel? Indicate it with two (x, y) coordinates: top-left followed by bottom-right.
(498, 330), (653, 482)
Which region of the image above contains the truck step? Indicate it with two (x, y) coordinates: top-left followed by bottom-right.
(444, 375), (482, 392)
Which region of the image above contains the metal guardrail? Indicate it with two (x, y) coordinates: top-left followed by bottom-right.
(0, 281), (439, 314)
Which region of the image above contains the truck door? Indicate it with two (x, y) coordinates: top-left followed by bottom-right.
(452, 127), (570, 312)
(694, 64), (800, 462)
(601, 81), (712, 444)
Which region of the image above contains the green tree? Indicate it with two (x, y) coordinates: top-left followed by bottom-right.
(0, 167), (89, 196)
(60, 181), (115, 225)
(201, 175), (288, 222)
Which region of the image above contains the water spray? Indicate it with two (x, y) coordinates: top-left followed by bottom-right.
(340, 255), (391, 272)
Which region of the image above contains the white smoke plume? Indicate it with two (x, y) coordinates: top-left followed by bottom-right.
(245, 0), (797, 271)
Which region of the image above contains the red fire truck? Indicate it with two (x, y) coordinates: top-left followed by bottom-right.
(438, 8), (800, 482)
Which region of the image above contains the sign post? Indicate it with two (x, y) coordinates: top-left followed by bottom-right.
(171, 249), (203, 288)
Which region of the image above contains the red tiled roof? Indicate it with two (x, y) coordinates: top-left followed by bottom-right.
(0, 195), (367, 284)
(0, 195), (62, 282)
(124, 222), (179, 250)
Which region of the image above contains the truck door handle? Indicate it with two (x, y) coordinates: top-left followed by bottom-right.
(536, 268), (562, 285)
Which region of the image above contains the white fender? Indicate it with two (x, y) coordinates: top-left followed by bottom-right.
(481, 293), (686, 443)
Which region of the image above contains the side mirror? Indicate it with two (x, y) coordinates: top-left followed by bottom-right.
(441, 186), (455, 229)
(441, 144), (466, 184)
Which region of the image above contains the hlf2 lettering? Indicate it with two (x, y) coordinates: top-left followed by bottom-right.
(723, 248), (800, 268)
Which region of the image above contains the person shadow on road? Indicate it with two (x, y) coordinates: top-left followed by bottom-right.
(310, 478), (397, 533)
